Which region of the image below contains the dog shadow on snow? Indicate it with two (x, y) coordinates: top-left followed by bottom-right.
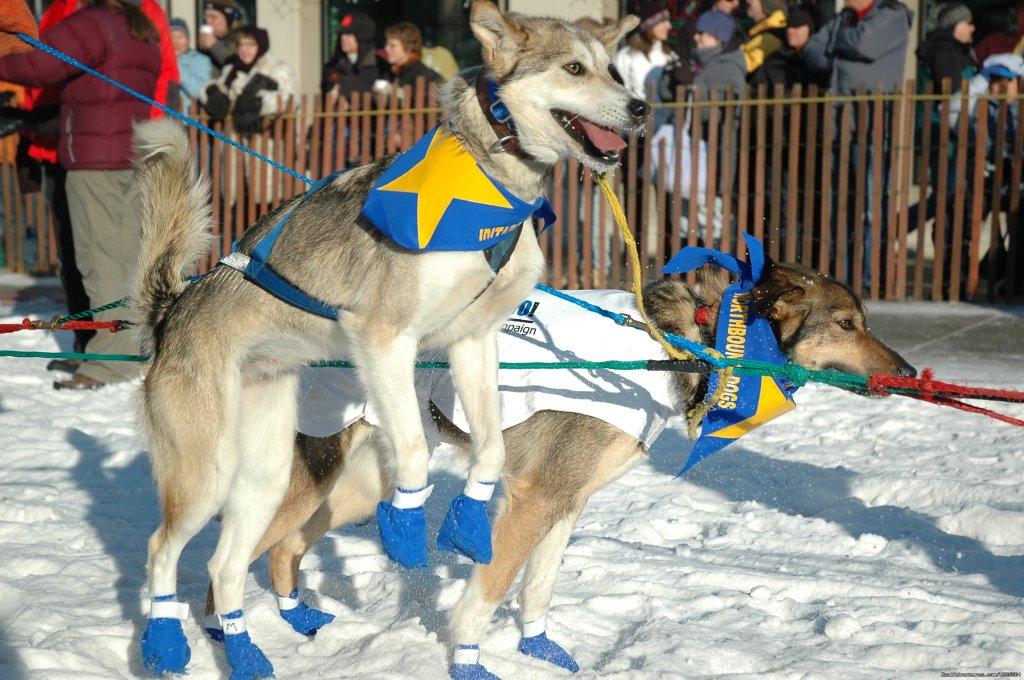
(66, 428), (252, 676)
(648, 429), (1024, 598)
(285, 465), (471, 642)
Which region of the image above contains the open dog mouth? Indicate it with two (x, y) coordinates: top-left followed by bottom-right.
(551, 109), (627, 163)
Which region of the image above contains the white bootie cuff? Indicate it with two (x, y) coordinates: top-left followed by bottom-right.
(220, 612), (247, 635)
(522, 617), (546, 638)
(277, 592), (299, 611)
(453, 644), (480, 665)
(464, 480), (496, 502)
(391, 485), (434, 510)
(149, 598), (188, 620)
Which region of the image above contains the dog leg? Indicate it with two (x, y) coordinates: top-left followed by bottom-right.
(351, 332), (434, 568)
(207, 371), (298, 680)
(437, 333), (503, 564)
(449, 477), (563, 679)
(269, 433), (391, 636)
(141, 370), (241, 676)
(517, 512), (584, 673)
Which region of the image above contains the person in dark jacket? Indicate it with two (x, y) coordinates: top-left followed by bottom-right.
(377, 21), (443, 95)
(755, 6), (829, 92)
(916, 4), (979, 299)
(321, 11), (380, 102)
(376, 21), (443, 154)
(804, 0), (914, 289)
(916, 2), (977, 95)
(0, 0), (160, 389)
(197, 0), (244, 72)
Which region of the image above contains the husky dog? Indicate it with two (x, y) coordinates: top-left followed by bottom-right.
(206, 264), (916, 679)
(130, 1), (647, 677)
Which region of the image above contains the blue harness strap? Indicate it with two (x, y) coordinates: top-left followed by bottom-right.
(217, 171), (345, 320)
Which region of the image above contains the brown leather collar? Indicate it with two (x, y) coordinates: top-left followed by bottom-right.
(474, 67), (535, 162)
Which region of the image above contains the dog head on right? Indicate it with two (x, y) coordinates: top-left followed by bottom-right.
(468, 0), (649, 171)
(751, 262), (917, 385)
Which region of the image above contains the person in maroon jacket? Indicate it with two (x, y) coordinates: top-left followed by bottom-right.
(0, 0), (161, 390)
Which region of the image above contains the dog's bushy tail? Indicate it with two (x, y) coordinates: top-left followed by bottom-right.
(130, 118), (213, 353)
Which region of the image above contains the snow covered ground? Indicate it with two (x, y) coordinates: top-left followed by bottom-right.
(1, 274), (1023, 680)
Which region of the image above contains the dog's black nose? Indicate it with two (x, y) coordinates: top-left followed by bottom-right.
(898, 365), (917, 378)
(628, 98), (649, 124)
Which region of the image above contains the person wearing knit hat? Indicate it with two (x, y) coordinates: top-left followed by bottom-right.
(741, 0), (788, 77)
(638, 0), (671, 35)
(936, 3), (973, 33)
(198, 0), (245, 70)
(694, 9), (735, 46)
(170, 17), (212, 112)
(321, 11), (382, 100)
(916, 2), (977, 96)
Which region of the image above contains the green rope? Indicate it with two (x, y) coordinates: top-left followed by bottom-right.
(54, 297), (129, 323)
(0, 348), (873, 392)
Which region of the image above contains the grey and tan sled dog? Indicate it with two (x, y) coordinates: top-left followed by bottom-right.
(129, 1), (647, 677)
(203, 265), (916, 679)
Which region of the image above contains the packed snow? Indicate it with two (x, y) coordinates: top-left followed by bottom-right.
(1, 273), (1022, 680)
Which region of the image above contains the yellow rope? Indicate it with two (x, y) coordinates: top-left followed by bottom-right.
(593, 172), (733, 437)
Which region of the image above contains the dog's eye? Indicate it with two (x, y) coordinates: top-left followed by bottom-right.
(564, 62), (584, 76)
(608, 63), (624, 85)
(837, 319), (855, 331)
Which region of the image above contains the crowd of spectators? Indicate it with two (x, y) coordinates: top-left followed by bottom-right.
(634, 0), (1022, 296)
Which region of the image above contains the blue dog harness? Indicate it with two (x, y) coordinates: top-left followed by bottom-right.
(217, 120), (557, 320)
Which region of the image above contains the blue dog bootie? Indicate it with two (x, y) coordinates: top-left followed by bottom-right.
(437, 480), (495, 564)
(277, 588), (335, 636)
(377, 485), (434, 568)
(519, 617), (579, 672)
(449, 644), (501, 680)
(205, 613), (224, 642)
(140, 594), (191, 675)
(220, 610), (274, 680)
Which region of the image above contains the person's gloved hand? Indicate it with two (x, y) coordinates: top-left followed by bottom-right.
(232, 75), (279, 136)
(204, 85), (230, 120)
(0, 0), (39, 56)
(838, 7), (858, 28)
(231, 91), (262, 137)
(0, 111), (25, 138)
(241, 74), (278, 96)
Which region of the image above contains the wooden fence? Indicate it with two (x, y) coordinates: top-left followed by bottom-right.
(2, 78), (1022, 303)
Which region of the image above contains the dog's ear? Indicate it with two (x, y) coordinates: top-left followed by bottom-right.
(593, 15), (640, 49)
(751, 262), (808, 324)
(470, 0), (527, 73)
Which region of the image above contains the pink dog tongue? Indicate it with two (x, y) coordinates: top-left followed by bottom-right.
(580, 119), (626, 152)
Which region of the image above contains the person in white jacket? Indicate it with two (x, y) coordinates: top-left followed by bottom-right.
(200, 25), (297, 138)
(199, 25), (297, 204)
(614, 0), (676, 99)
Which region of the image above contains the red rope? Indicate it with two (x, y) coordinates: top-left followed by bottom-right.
(0, 318), (122, 334)
(868, 368), (1024, 427)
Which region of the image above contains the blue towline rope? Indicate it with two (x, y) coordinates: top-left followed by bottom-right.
(534, 283), (726, 369)
(13, 32), (314, 187)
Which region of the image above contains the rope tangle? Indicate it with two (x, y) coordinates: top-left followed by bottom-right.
(594, 172), (733, 437)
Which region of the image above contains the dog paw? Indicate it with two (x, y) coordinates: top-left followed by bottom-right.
(449, 662), (502, 680)
(376, 501), (429, 568)
(140, 617), (192, 675)
(222, 611), (274, 679)
(437, 494), (493, 564)
(519, 632), (579, 672)
(278, 589), (335, 637)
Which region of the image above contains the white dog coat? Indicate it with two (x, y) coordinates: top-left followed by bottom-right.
(297, 289), (680, 448)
